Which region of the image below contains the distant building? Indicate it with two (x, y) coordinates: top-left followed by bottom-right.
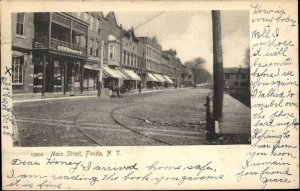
(223, 67), (250, 90)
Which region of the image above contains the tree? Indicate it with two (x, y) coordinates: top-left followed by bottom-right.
(185, 57), (212, 86)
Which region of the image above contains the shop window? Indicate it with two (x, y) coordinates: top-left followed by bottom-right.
(12, 56), (24, 84)
(16, 13), (25, 36)
(53, 61), (62, 91)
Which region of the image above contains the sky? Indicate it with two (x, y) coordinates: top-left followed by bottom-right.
(113, 11), (249, 73)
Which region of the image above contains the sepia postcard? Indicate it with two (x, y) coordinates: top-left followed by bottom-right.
(1, 0), (299, 190)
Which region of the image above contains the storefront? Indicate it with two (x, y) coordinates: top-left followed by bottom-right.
(32, 52), (85, 94)
(120, 69), (141, 91)
(153, 73), (166, 89)
(145, 73), (159, 89)
(11, 50), (34, 94)
(83, 63), (99, 91)
(32, 12), (89, 95)
(102, 65), (124, 89)
(162, 75), (174, 88)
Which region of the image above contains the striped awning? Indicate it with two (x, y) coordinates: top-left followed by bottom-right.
(103, 66), (123, 79)
(163, 75), (174, 83)
(120, 69), (141, 81)
(115, 69), (129, 80)
(153, 73), (166, 83)
(146, 73), (159, 82)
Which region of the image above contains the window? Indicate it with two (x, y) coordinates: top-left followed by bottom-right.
(127, 52), (130, 65)
(96, 41), (100, 57)
(16, 13), (25, 35)
(91, 16), (95, 30)
(123, 51), (126, 65)
(89, 39), (93, 55)
(234, 82), (239, 87)
(236, 74), (240, 79)
(225, 74), (230, 79)
(84, 13), (89, 22)
(96, 19), (100, 31)
(12, 56), (24, 84)
(109, 44), (114, 59)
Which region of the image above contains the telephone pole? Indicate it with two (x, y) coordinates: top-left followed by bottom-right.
(212, 10), (224, 124)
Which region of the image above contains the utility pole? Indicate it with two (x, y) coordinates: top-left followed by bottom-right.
(212, 10), (224, 123)
(98, 40), (104, 97)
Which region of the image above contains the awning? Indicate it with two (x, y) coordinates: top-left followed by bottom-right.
(163, 75), (174, 83)
(115, 69), (129, 80)
(153, 73), (166, 83)
(84, 64), (100, 71)
(103, 66), (123, 79)
(87, 56), (101, 62)
(146, 73), (160, 82)
(108, 35), (120, 43)
(12, 51), (24, 57)
(121, 69), (141, 81)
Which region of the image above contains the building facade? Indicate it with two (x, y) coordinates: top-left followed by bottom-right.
(11, 13), (34, 94)
(224, 67), (250, 90)
(120, 28), (141, 90)
(138, 36), (166, 89)
(11, 11), (187, 96)
(31, 12), (88, 95)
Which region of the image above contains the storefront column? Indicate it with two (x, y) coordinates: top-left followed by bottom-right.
(63, 62), (67, 95)
(80, 61), (84, 94)
(71, 65), (75, 93)
(42, 52), (46, 96)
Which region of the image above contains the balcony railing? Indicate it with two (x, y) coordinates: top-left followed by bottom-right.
(33, 37), (87, 57)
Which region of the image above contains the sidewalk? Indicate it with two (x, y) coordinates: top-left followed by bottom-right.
(12, 87), (186, 103)
(215, 93), (251, 144)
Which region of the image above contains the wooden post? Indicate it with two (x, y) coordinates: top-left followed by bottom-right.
(98, 40), (104, 97)
(212, 10), (224, 122)
(42, 52), (46, 97)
